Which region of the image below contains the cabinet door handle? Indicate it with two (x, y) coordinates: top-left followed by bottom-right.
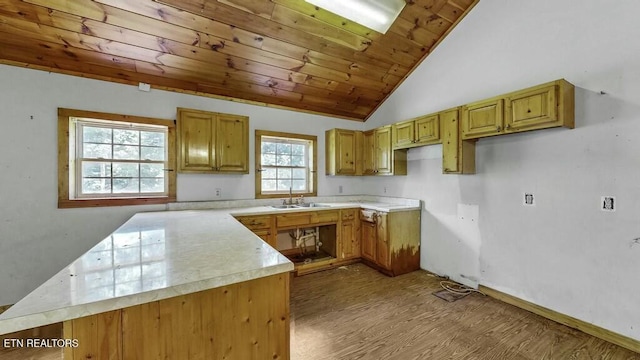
(505, 124), (511, 129)
(496, 125), (501, 131)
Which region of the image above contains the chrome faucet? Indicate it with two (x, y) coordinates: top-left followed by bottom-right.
(283, 187), (294, 205)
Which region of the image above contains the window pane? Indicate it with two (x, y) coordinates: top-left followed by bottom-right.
(292, 168), (306, 179)
(277, 179), (292, 191)
(291, 144), (305, 156)
(113, 129), (139, 145)
(276, 143), (291, 155)
(141, 146), (165, 161)
(262, 154), (276, 166)
(82, 162), (111, 178)
(291, 155), (305, 167)
(262, 180), (276, 191)
(261, 142), (276, 154)
(141, 164), (165, 178)
(113, 145), (139, 160)
(277, 168), (291, 179)
(84, 143), (112, 159)
(82, 178), (112, 194)
(113, 162), (139, 177)
(141, 178), (165, 193)
(83, 126), (112, 144)
(262, 168), (276, 179)
(113, 178), (139, 193)
(276, 155), (291, 166)
(141, 131), (164, 146)
(292, 180), (306, 191)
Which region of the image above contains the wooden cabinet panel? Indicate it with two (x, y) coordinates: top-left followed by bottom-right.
(461, 98), (504, 139)
(341, 208), (357, 221)
(276, 213), (313, 228)
(326, 129), (362, 176)
(339, 219), (360, 260)
(505, 84), (557, 132)
(362, 130), (376, 175)
(236, 215), (272, 230)
(177, 108), (249, 173)
(361, 220), (377, 262)
(375, 212), (390, 270)
(178, 109), (215, 172)
(375, 126), (392, 175)
(442, 108), (475, 174)
(253, 229), (276, 247)
(392, 120), (415, 148)
(216, 114), (249, 173)
(415, 114), (441, 145)
(312, 210), (339, 224)
(336, 130), (357, 175)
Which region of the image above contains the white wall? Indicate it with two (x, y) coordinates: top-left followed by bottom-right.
(365, 0), (640, 340)
(0, 65), (366, 305)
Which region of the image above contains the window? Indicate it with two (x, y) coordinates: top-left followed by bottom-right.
(58, 108), (176, 208)
(255, 130), (317, 198)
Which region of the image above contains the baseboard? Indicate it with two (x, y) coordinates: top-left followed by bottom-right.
(479, 285), (640, 354)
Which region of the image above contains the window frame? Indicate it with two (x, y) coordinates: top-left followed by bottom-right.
(58, 108), (176, 208)
(254, 130), (317, 199)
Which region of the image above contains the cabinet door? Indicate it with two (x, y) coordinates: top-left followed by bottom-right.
(392, 120), (415, 149)
(361, 221), (377, 262)
(461, 98), (504, 139)
(375, 126), (392, 175)
(340, 220), (361, 259)
(178, 109), (215, 172)
(505, 84), (557, 132)
(336, 130), (357, 175)
(376, 213), (391, 270)
(216, 114), (249, 173)
(442, 108), (475, 174)
(253, 229), (276, 248)
(415, 114), (441, 145)
(362, 130), (376, 175)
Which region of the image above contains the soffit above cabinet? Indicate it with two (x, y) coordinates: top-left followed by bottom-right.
(0, 0), (477, 121)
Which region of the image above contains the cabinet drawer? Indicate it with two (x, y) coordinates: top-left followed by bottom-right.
(506, 84), (557, 131)
(461, 98), (504, 139)
(340, 209), (358, 221)
(312, 210), (339, 224)
(236, 215), (272, 230)
(276, 213), (313, 228)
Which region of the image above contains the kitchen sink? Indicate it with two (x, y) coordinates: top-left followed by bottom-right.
(294, 203), (331, 208)
(269, 205), (299, 209)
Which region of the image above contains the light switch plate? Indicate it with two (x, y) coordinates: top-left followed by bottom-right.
(601, 196), (615, 212)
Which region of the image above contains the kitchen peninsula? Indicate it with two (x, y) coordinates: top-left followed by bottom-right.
(0, 196), (420, 359)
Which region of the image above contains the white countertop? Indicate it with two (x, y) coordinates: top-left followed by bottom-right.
(0, 197), (420, 335)
(0, 210), (293, 335)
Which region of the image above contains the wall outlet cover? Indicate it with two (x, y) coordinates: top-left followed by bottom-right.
(601, 196), (615, 212)
(523, 193), (535, 206)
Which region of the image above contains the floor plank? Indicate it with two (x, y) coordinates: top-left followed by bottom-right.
(1, 263), (638, 359)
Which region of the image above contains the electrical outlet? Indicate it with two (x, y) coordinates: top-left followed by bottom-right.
(338, 185), (343, 194)
(215, 188), (222, 198)
(601, 196), (615, 212)
(523, 193), (535, 206)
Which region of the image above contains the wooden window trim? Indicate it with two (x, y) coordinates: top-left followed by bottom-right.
(58, 108), (177, 209)
(255, 130), (317, 199)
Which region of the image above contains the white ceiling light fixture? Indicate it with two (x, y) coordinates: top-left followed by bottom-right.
(305, 0), (406, 34)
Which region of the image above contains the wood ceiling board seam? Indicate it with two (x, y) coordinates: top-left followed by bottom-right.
(437, 2), (464, 23)
(270, 4), (371, 52)
(363, 0), (480, 121)
(216, 0), (275, 19)
(94, 0), (266, 50)
(23, 0), (202, 46)
(155, 0), (397, 70)
(270, 0), (381, 41)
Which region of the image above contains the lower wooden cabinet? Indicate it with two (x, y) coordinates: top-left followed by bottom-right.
(339, 209), (360, 260)
(234, 215), (276, 247)
(360, 210), (421, 276)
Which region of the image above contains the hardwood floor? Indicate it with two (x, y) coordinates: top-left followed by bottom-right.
(1, 263), (638, 359)
(291, 264), (639, 360)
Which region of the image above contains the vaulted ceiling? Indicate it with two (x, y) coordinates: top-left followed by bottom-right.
(0, 0), (477, 121)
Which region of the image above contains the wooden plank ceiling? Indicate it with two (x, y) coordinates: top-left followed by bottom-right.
(0, 0), (477, 121)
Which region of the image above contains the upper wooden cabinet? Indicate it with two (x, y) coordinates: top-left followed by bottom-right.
(177, 108), (249, 174)
(461, 98), (504, 139)
(442, 108), (476, 174)
(325, 129), (361, 176)
(462, 79), (574, 140)
(392, 114), (441, 149)
(362, 126), (407, 176)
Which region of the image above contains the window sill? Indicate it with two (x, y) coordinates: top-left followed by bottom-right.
(58, 196), (176, 209)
